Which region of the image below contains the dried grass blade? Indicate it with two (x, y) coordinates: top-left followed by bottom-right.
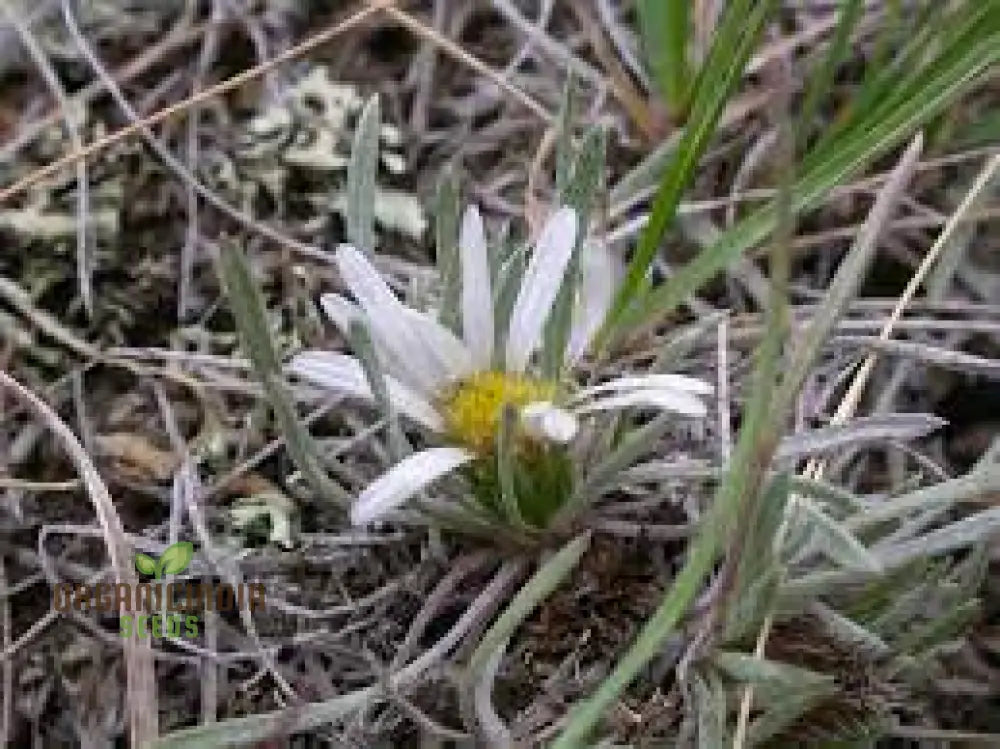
(0, 371), (157, 746)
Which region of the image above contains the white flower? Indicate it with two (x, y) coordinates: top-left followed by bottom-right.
(289, 205), (712, 525)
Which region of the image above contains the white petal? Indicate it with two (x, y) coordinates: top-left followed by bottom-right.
(336, 245), (453, 393)
(352, 447), (474, 524)
(319, 292), (359, 336)
(320, 293), (453, 389)
(566, 239), (616, 364)
(459, 205), (494, 368)
(572, 388), (709, 418)
(505, 207), (578, 372)
(521, 401), (579, 444)
(288, 351), (443, 431)
(569, 374), (714, 405)
(405, 309), (474, 382)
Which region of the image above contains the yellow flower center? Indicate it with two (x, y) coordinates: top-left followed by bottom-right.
(440, 371), (556, 453)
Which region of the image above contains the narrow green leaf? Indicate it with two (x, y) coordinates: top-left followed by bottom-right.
(560, 125), (607, 223)
(602, 0), (774, 344)
(876, 505), (1000, 568)
(847, 463), (1000, 532)
(217, 240), (351, 507)
(435, 167), (462, 334)
(693, 671), (727, 748)
(711, 651), (834, 698)
(611, 22), (1000, 340)
(492, 244), (528, 368)
(543, 125), (607, 378)
(555, 75), (577, 194)
(496, 403), (524, 527)
(461, 533), (591, 734)
(787, 476), (866, 515)
(799, 497), (882, 573)
(217, 240), (281, 375)
(346, 94), (380, 255)
(809, 602), (891, 658)
(158, 541), (194, 576)
(637, 0), (690, 117)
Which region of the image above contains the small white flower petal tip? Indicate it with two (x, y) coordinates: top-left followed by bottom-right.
(521, 401), (579, 444)
(459, 204), (493, 367)
(351, 447), (473, 525)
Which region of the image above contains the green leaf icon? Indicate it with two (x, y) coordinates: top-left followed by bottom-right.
(157, 541), (194, 577)
(135, 553), (157, 577)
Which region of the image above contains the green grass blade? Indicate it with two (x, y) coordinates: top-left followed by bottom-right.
(637, 0), (690, 117)
(496, 404), (525, 527)
(610, 21), (1000, 340)
(556, 69), (795, 744)
(601, 0), (774, 345)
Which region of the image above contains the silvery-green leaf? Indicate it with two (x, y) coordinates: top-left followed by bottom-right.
(496, 403), (524, 526)
(217, 240), (352, 507)
(748, 688), (832, 746)
(543, 126), (607, 378)
(775, 413), (947, 461)
(693, 671), (727, 748)
(876, 506), (1000, 567)
(492, 243), (528, 367)
(554, 74), (577, 194)
(346, 94), (380, 255)
(435, 168), (462, 334)
(800, 497), (882, 573)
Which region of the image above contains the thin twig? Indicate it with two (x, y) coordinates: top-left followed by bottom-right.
(378, 2), (554, 124)
(0, 557), (10, 747)
(0, 371), (158, 746)
(0, 477), (81, 491)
